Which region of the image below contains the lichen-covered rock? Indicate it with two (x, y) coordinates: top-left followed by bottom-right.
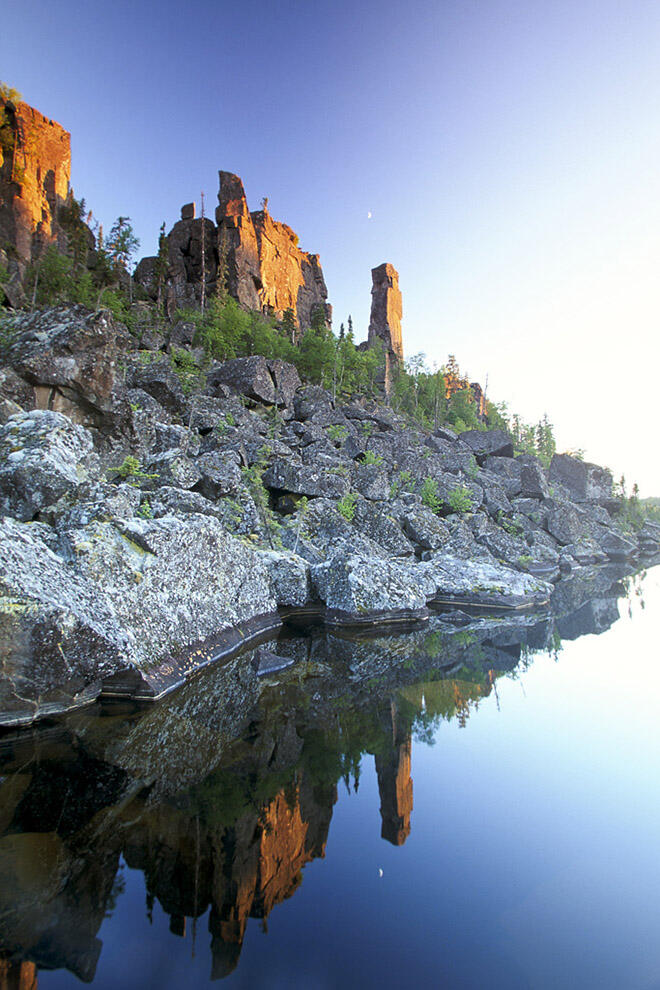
(0, 517), (132, 726)
(517, 455), (550, 499)
(146, 450), (201, 490)
(256, 549), (310, 606)
(0, 511), (278, 726)
(195, 451), (242, 499)
(545, 500), (588, 546)
(66, 515), (276, 665)
(549, 454), (613, 504)
(395, 501), (451, 552)
(420, 554), (552, 608)
(310, 552), (427, 617)
(263, 459), (349, 499)
(125, 359), (187, 414)
(147, 485), (261, 536)
(460, 429), (514, 463)
(208, 356), (276, 404)
(484, 456), (523, 496)
(3, 306), (124, 422)
(352, 463), (390, 500)
(0, 410), (98, 520)
(43, 481), (141, 531)
(352, 500), (415, 558)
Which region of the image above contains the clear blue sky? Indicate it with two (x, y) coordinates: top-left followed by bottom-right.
(4, 0), (660, 491)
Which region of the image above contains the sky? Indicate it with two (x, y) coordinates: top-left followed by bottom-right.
(4, 0), (660, 492)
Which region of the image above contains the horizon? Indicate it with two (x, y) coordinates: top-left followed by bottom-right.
(4, 0), (660, 493)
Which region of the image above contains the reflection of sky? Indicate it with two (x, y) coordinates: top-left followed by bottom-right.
(41, 568), (660, 989)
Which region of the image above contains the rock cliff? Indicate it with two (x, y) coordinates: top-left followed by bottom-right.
(367, 262), (403, 395)
(137, 171), (331, 333)
(0, 98), (71, 282)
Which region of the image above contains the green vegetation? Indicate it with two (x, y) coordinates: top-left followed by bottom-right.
(448, 484), (474, 514)
(360, 450), (383, 466)
(420, 477), (442, 514)
(337, 491), (359, 521)
(111, 456), (158, 486)
(326, 423), (348, 443)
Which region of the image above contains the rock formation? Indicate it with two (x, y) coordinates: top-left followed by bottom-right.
(368, 263), (403, 362)
(366, 263), (403, 395)
(136, 171), (331, 333)
(0, 97), (71, 295)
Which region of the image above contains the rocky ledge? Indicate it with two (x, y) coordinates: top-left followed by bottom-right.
(0, 306), (658, 728)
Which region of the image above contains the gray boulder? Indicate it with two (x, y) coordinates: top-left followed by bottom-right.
(256, 549), (310, 606)
(195, 451), (243, 499)
(517, 455), (549, 499)
(484, 456), (523, 496)
(146, 450), (202, 490)
(310, 552), (428, 617)
(460, 429), (514, 463)
(420, 554), (552, 608)
(0, 411), (98, 521)
(207, 355), (276, 404)
(263, 459), (349, 499)
(549, 454), (613, 504)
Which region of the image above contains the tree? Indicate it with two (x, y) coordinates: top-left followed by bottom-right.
(155, 222), (169, 315)
(281, 307), (296, 344)
(106, 216), (139, 304)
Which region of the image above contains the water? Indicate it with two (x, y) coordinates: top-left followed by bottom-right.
(0, 564), (658, 989)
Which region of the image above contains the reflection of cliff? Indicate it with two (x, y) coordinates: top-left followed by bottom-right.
(375, 702), (413, 846)
(122, 773), (336, 979)
(0, 569), (641, 986)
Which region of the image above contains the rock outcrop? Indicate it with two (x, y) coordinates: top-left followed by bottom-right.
(367, 262), (403, 393)
(0, 305), (657, 728)
(137, 171), (331, 333)
(0, 97), (71, 282)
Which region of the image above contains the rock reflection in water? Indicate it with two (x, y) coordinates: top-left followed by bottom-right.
(0, 563), (644, 986)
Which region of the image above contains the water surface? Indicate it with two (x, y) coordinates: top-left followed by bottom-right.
(1, 564), (658, 989)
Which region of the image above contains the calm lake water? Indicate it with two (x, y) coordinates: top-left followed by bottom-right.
(1, 563), (659, 989)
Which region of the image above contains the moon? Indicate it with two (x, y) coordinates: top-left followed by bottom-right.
(367, 211), (372, 219)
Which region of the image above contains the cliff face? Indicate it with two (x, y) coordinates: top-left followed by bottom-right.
(137, 171), (331, 332)
(367, 263), (403, 363)
(0, 99), (71, 276)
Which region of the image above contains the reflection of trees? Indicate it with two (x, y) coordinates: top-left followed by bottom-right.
(0, 562), (648, 985)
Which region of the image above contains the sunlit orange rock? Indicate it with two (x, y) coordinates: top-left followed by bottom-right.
(0, 98), (70, 273)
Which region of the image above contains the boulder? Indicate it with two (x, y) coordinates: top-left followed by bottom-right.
(395, 502), (451, 552)
(545, 501), (588, 546)
(353, 463), (390, 500)
(208, 355), (276, 404)
(268, 359), (302, 407)
(0, 518), (132, 726)
(0, 410), (98, 521)
(596, 528), (638, 561)
(549, 454), (613, 504)
(145, 450), (202, 490)
(484, 456), (523, 497)
(517, 455), (549, 499)
(460, 429), (514, 463)
(3, 306), (125, 423)
(195, 451), (243, 500)
(263, 459), (349, 499)
(126, 359), (187, 414)
(352, 500), (415, 558)
(420, 554), (552, 609)
(294, 385), (333, 421)
(256, 549), (310, 606)
(310, 552), (428, 618)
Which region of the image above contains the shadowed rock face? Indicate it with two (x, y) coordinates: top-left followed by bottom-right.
(0, 99), (71, 278)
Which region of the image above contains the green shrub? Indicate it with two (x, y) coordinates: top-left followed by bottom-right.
(448, 484), (473, 514)
(421, 477), (443, 514)
(390, 470), (414, 498)
(326, 424), (348, 443)
(337, 491), (358, 521)
(112, 456), (158, 487)
(360, 450), (383, 466)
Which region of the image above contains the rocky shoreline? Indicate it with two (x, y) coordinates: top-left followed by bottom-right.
(1, 306), (659, 729)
